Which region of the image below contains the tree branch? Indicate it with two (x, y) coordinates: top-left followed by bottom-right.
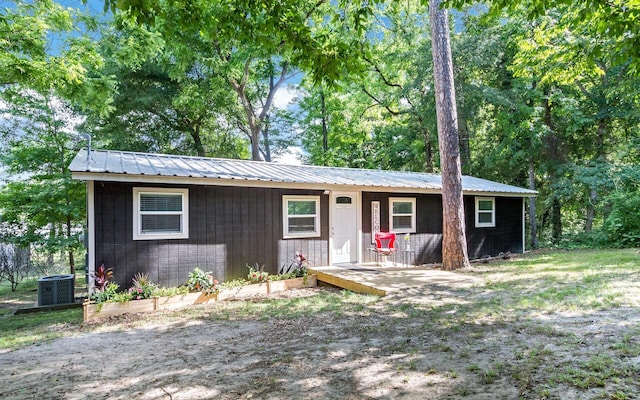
(259, 61), (289, 121)
(241, 57), (253, 88)
(213, 39), (231, 62)
(305, 0), (327, 20)
(359, 103), (379, 119)
(363, 55), (403, 89)
(361, 87), (406, 116)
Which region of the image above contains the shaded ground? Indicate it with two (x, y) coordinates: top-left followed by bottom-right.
(2, 249), (640, 399)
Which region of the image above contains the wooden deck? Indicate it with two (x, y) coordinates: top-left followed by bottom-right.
(309, 263), (482, 296)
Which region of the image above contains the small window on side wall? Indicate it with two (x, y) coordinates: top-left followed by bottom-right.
(389, 197), (416, 233)
(475, 197), (495, 228)
(283, 195), (321, 238)
(133, 188), (189, 240)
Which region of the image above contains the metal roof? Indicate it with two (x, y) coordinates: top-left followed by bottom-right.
(69, 149), (537, 196)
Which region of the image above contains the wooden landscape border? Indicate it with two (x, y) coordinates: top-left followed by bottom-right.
(83, 275), (317, 322)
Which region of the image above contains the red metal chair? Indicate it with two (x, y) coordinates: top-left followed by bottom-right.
(373, 232), (397, 266)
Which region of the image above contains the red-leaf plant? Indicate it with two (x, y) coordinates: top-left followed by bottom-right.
(90, 264), (113, 291)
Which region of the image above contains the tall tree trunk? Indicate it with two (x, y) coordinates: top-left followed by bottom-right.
(458, 111), (471, 173)
(528, 159), (538, 249)
(230, 79), (263, 161)
(66, 216), (75, 275)
(263, 115), (272, 162)
(321, 88), (328, 162)
(429, 0), (470, 270)
(585, 189), (597, 232)
(422, 127), (434, 173)
(455, 79), (470, 173)
(230, 59), (288, 162)
(542, 90), (563, 243)
(190, 124), (205, 157)
(552, 197), (562, 242)
(48, 223), (55, 272)
(585, 117), (608, 232)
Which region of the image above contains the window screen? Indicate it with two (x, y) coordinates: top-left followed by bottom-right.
(133, 188), (188, 240)
(283, 196), (321, 238)
(475, 197), (495, 227)
(389, 198), (416, 233)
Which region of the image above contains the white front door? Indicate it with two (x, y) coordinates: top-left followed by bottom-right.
(331, 192), (358, 264)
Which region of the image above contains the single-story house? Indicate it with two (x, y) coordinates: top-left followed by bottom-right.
(70, 149), (537, 290)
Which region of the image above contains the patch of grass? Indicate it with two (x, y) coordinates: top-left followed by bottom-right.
(0, 274), (87, 351)
(0, 308), (83, 351)
(457, 386), (472, 396)
(480, 368), (499, 384)
(475, 362), (505, 385)
(500, 249), (639, 274)
(0, 277), (40, 316)
(467, 364), (481, 373)
(515, 321), (570, 338)
(610, 331), (640, 357)
(0, 276), (39, 295)
(468, 249), (640, 318)
(205, 290), (379, 321)
(553, 354), (638, 389)
(0, 278), (82, 350)
(610, 390), (634, 400)
(536, 386), (551, 399)
(431, 343), (453, 352)
(511, 345), (556, 394)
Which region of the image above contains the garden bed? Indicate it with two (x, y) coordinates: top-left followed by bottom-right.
(83, 275), (317, 322)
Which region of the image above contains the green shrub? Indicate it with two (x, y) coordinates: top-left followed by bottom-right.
(268, 272), (297, 281)
(128, 273), (157, 300)
(218, 278), (249, 289)
(186, 268), (219, 295)
(90, 282), (120, 304)
(604, 191), (640, 247)
(247, 264), (269, 283)
(152, 286), (189, 297)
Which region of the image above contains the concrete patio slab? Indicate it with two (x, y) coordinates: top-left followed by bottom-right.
(309, 264), (483, 296)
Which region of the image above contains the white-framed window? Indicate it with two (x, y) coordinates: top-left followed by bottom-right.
(389, 197), (416, 233)
(475, 197), (496, 228)
(133, 187), (189, 240)
(283, 195), (321, 238)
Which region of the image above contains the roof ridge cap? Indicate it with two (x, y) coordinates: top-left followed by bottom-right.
(90, 149), (442, 175)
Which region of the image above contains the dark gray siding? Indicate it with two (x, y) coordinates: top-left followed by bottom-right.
(94, 182), (329, 289)
(362, 192), (443, 265)
(465, 196), (523, 259)
(362, 192), (523, 265)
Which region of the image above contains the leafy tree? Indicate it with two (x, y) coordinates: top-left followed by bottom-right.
(296, 1), (441, 172)
(296, 82), (379, 168)
(358, 1), (440, 172)
(1, 0), (112, 114)
(446, 0), (640, 75)
(603, 165), (640, 247)
(0, 243), (30, 291)
(82, 60), (249, 158)
(0, 89), (86, 275)
(505, 5), (640, 240)
(104, 0), (371, 161)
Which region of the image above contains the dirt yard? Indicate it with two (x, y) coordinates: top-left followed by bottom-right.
(2, 250), (640, 399)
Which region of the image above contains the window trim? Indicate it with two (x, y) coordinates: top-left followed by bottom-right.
(133, 187), (189, 240)
(282, 195), (321, 239)
(475, 196), (496, 228)
(389, 197), (416, 233)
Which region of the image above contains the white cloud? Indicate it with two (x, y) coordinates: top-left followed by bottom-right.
(274, 146), (305, 165)
(272, 85), (300, 110)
